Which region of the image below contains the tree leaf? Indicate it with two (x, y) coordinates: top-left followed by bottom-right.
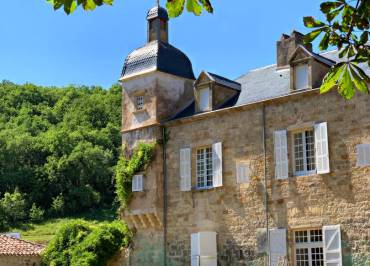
(319, 33), (330, 50)
(303, 16), (326, 28)
(187, 0), (202, 16)
(320, 64), (345, 94)
(338, 67), (355, 100)
(166, 0), (186, 17)
(349, 65), (369, 93)
(304, 28), (324, 43)
(199, 0), (213, 13)
(320, 1), (343, 13)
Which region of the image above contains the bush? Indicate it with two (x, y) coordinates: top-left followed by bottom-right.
(42, 220), (132, 266)
(0, 189), (27, 224)
(29, 203), (45, 223)
(51, 195), (65, 217)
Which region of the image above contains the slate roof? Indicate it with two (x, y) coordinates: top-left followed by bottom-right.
(0, 235), (44, 256)
(147, 6), (169, 21)
(203, 72), (241, 91)
(121, 40), (195, 80)
(169, 49), (370, 121)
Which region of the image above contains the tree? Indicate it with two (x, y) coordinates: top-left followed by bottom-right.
(303, 0), (369, 99)
(46, 0), (213, 17)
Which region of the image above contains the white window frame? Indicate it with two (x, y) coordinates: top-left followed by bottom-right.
(294, 64), (309, 91)
(196, 146), (213, 189)
(132, 174), (143, 192)
(292, 129), (316, 176)
(198, 87), (210, 112)
(294, 229), (324, 266)
(135, 95), (145, 111)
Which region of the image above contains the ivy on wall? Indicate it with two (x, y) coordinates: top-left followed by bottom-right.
(115, 142), (156, 209)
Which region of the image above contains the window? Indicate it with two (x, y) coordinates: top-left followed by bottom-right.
(236, 162), (250, 184)
(135, 96), (144, 111)
(295, 64), (309, 90)
(198, 87), (210, 112)
(293, 130), (316, 175)
(132, 175), (143, 192)
(196, 147), (213, 188)
(191, 232), (217, 266)
(356, 144), (370, 167)
(294, 229), (324, 266)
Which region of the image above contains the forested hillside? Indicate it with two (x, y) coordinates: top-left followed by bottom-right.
(0, 81), (122, 230)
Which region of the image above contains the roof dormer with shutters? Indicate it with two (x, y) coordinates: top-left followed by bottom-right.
(194, 71), (241, 113)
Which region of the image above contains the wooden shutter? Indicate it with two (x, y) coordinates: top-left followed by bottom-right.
(132, 175), (143, 192)
(269, 228), (287, 266)
(323, 225), (342, 266)
(212, 142), (223, 187)
(357, 144), (370, 167)
(274, 130), (289, 179)
(236, 162), (250, 184)
(180, 148), (191, 191)
(315, 122), (330, 174)
(191, 232), (217, 266)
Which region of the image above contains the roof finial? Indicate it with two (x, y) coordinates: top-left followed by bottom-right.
(156, 0), (160, 7)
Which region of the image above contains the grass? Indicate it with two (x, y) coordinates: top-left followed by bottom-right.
(6, 208), (117, 245)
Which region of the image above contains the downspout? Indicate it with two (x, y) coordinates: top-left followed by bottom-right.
(262, 103), (270, 266)
(162, 126), (168, 266)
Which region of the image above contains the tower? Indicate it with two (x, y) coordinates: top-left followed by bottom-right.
(118, 4), (195, 264)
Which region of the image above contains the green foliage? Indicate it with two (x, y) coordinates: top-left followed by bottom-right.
(42, 220), (131, 266)
(0, 82), (122, 227)
(29, 203), (45, 223)
(303, 0), (370, 99)
(115, 142), (156, 208)
(0, 189), (27, 227)
(46, 0), (213, 17)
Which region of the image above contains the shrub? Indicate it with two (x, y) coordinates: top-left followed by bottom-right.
(42, 220), (132, 266)
(51, 194), (65, 216)
(0, 189), (27, 224)
(29, 203), (45, 223)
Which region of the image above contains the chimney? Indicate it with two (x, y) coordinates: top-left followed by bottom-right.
(276, 31), (312, 69)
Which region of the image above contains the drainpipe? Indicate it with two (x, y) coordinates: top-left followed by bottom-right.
(262, 103), (270, 266)
(162, 126), (168, 266)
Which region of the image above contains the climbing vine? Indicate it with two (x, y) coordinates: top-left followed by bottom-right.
(115, 142), (156, 209)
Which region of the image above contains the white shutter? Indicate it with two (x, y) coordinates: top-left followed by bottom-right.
(236, 162), (250, 184)
(180, 148), (191, 191)
(212, 142), (223, 187)
(315, 122), (330, 174)
(323, 225), (342, 266)
(274, 130), (289, 179)
(191, 232), (217, 266)
(132, 175), (143, 192)
(269, 228), (287, 266)
(356, 144), (370, 167)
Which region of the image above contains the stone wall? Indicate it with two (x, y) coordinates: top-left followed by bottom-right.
(164, 89), (370, 265)
(0, 255), (41, 266)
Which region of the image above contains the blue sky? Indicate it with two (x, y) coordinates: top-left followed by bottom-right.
(0, 0), (325, 88)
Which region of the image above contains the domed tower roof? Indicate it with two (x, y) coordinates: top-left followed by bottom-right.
(120, 5), (195, 80)
(147, 6), (169, 21)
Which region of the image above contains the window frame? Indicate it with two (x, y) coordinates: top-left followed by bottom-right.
(134, 95), (145, 111)
(293, 229), (324, 266)
(291, 128), (316, 176)
(196, 146), (213, 189)
(294, 63), (309, 91)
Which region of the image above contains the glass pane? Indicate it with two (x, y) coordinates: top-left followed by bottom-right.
(310, 229), (323, 242)
(305, 130), (316, 171)
(296, 248), (309, 266)
(295, 64), (309, 90)
(199, 88), (210, 111)
(295, 230), (308, 243)
(311, 247), (324, 266)
(294, 133), (305, 172)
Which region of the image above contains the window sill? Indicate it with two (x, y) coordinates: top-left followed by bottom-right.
(133, 109), (146, 114)
(293, 171), (317, 178)
(193, 186), (215, 191)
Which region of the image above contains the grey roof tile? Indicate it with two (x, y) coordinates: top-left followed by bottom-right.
(121, 41), (195, 80)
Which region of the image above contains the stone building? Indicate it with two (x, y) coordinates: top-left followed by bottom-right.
(119, 4), (370, 266)
(0, 235), (44, 266)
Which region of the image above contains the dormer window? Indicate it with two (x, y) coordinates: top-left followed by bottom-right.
(135, 95), (145, 111)
(198, 87), (210, 112)
(294, 64), (309, 90)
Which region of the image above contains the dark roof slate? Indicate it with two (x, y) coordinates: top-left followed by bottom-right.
(169, 49), (370, 121)
(121, 41), (195, 80)
(204, 72), (241, 91)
